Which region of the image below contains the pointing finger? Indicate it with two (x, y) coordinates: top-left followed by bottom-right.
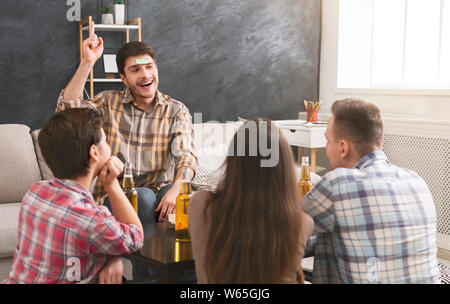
(89, 21), (95, 38)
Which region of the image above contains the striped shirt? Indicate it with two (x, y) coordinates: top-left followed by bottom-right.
(56, 89), (197, 203)
(301, 150), (440, 283)
(2, 179), (143, 284)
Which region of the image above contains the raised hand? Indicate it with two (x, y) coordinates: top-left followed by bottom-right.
(82, 21), (104, 64)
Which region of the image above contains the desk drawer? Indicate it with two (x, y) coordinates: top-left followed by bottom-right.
(280, 128), (327, 148)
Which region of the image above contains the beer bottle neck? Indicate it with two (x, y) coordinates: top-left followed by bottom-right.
(123, 175), (135, 189)
(179, 181), (191, 195)
(300, 165), (311, 181)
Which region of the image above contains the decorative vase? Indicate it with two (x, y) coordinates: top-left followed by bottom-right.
(102, 13), (113, 25)
(114, 4), (125, 24)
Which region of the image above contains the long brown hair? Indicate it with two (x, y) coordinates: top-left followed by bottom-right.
(204, 118), (302, 283)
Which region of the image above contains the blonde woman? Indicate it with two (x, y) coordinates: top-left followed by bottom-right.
(188, 118), (314, 283)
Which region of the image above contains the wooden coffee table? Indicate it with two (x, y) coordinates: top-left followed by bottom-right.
(128, 222), (196, 284)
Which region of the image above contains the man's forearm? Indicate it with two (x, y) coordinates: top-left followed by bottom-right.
(63, 59), (95, 101)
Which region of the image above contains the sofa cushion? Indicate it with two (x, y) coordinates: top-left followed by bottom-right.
(31, 129), (55, 180)
(192, 143), (228, 191)
(192, 122), (242, 191)
(0, 124), (42, 204)
(0, 203), (21, 258)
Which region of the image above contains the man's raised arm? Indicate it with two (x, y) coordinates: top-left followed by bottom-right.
(63, 21), (104, 101)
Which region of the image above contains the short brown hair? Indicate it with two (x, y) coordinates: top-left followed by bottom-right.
(331, 98), (383, 156)
(38, 108), (102, 179)
(116, 41), (156, 75)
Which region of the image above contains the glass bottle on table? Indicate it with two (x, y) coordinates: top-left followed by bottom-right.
(123, 162), (138, 214)
(298, 156), (313, 198)
(176, 167), (192, 242)
(174, 240), (193, 262)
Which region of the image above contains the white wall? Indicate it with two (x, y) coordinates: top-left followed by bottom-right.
(319, 0), (450, 248)
(319, 0), (450, 121)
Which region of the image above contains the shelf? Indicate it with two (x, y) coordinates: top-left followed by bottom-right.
(82, 24), (140, 32)
(80, 16), (141, 99)
(87, 78), (123, 83)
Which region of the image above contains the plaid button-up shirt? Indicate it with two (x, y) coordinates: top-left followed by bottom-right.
(301, 150), (440, 283)
(56, 89), (197, 202)
(2, 179), (143, 284)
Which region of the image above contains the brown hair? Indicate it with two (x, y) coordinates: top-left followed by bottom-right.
(204, 118), (303, 283)
(116, 41), (156, 75)
(331, 98), (383, 156)
(38, 108), (102, 179)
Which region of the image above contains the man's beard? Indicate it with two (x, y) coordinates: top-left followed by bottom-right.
(129, 83), (155, 100)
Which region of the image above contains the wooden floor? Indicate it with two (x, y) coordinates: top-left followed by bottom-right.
(438, 248), (450, 268)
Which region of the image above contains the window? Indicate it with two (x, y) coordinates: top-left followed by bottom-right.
(337, 0), (450, 90)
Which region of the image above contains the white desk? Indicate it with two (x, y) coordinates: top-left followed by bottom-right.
(274, 120), (327, 173)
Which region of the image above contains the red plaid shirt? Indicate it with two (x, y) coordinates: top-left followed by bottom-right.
(2, 179), (143, 284)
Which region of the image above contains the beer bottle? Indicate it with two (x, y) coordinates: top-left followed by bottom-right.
(176, 167), (191, 242)
(123, 162), (138, 214)
(174, 240), (193, 262)
(298, 156), (313, 197)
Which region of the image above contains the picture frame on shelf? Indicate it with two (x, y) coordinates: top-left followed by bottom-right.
(103, 54), (119, 74)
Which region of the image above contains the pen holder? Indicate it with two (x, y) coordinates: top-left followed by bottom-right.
(306, 108), (318, 122)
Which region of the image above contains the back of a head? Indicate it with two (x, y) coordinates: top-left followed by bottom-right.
(38, 108), (102, 180)
(204, 118), (302, 283)
(331, 98), (383, 157)
(116, 41), (156, 75)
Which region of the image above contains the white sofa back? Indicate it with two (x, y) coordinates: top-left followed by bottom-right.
(0, 124), (42, 205)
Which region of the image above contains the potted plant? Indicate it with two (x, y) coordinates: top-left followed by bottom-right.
(114, 0), (125, 25)
(101, 6), (113, 24)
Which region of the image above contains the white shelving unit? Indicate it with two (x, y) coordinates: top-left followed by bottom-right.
(87, 78), (123, 83)
(81, 24), (139, 32)
(79, 16), (142, 99)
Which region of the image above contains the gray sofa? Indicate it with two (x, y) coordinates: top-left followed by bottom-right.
(0, 121), (243, 281)
(0, 124), (45, 280)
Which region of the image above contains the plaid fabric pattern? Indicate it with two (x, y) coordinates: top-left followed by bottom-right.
(2, 179), (143, 284)
(301, 150), (440, 283)
(56, 89), (197, 202)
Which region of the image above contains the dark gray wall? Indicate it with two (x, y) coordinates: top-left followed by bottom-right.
(0, 0), (320, 130)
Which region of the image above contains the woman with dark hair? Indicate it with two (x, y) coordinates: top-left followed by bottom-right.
(188, 118), (314, 284)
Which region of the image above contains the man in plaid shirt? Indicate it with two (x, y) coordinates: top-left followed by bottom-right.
(301, 98), (440, 283)
(56, 22), (197, 226)
(2, 109), (143, 284)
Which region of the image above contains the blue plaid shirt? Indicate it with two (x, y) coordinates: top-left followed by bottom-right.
(301, 150), (440, 283)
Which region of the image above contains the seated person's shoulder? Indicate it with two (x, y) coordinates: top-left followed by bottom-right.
(321, 167), (364, 185)
(94, 90), (120, 102)
(300, 211), (315, 238)
(191, 190), (213, 208)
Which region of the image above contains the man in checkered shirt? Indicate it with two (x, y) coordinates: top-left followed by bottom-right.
(56, 22), (197, 225)
(301, 98), (440, 283)
(2, 109), (143, 283)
